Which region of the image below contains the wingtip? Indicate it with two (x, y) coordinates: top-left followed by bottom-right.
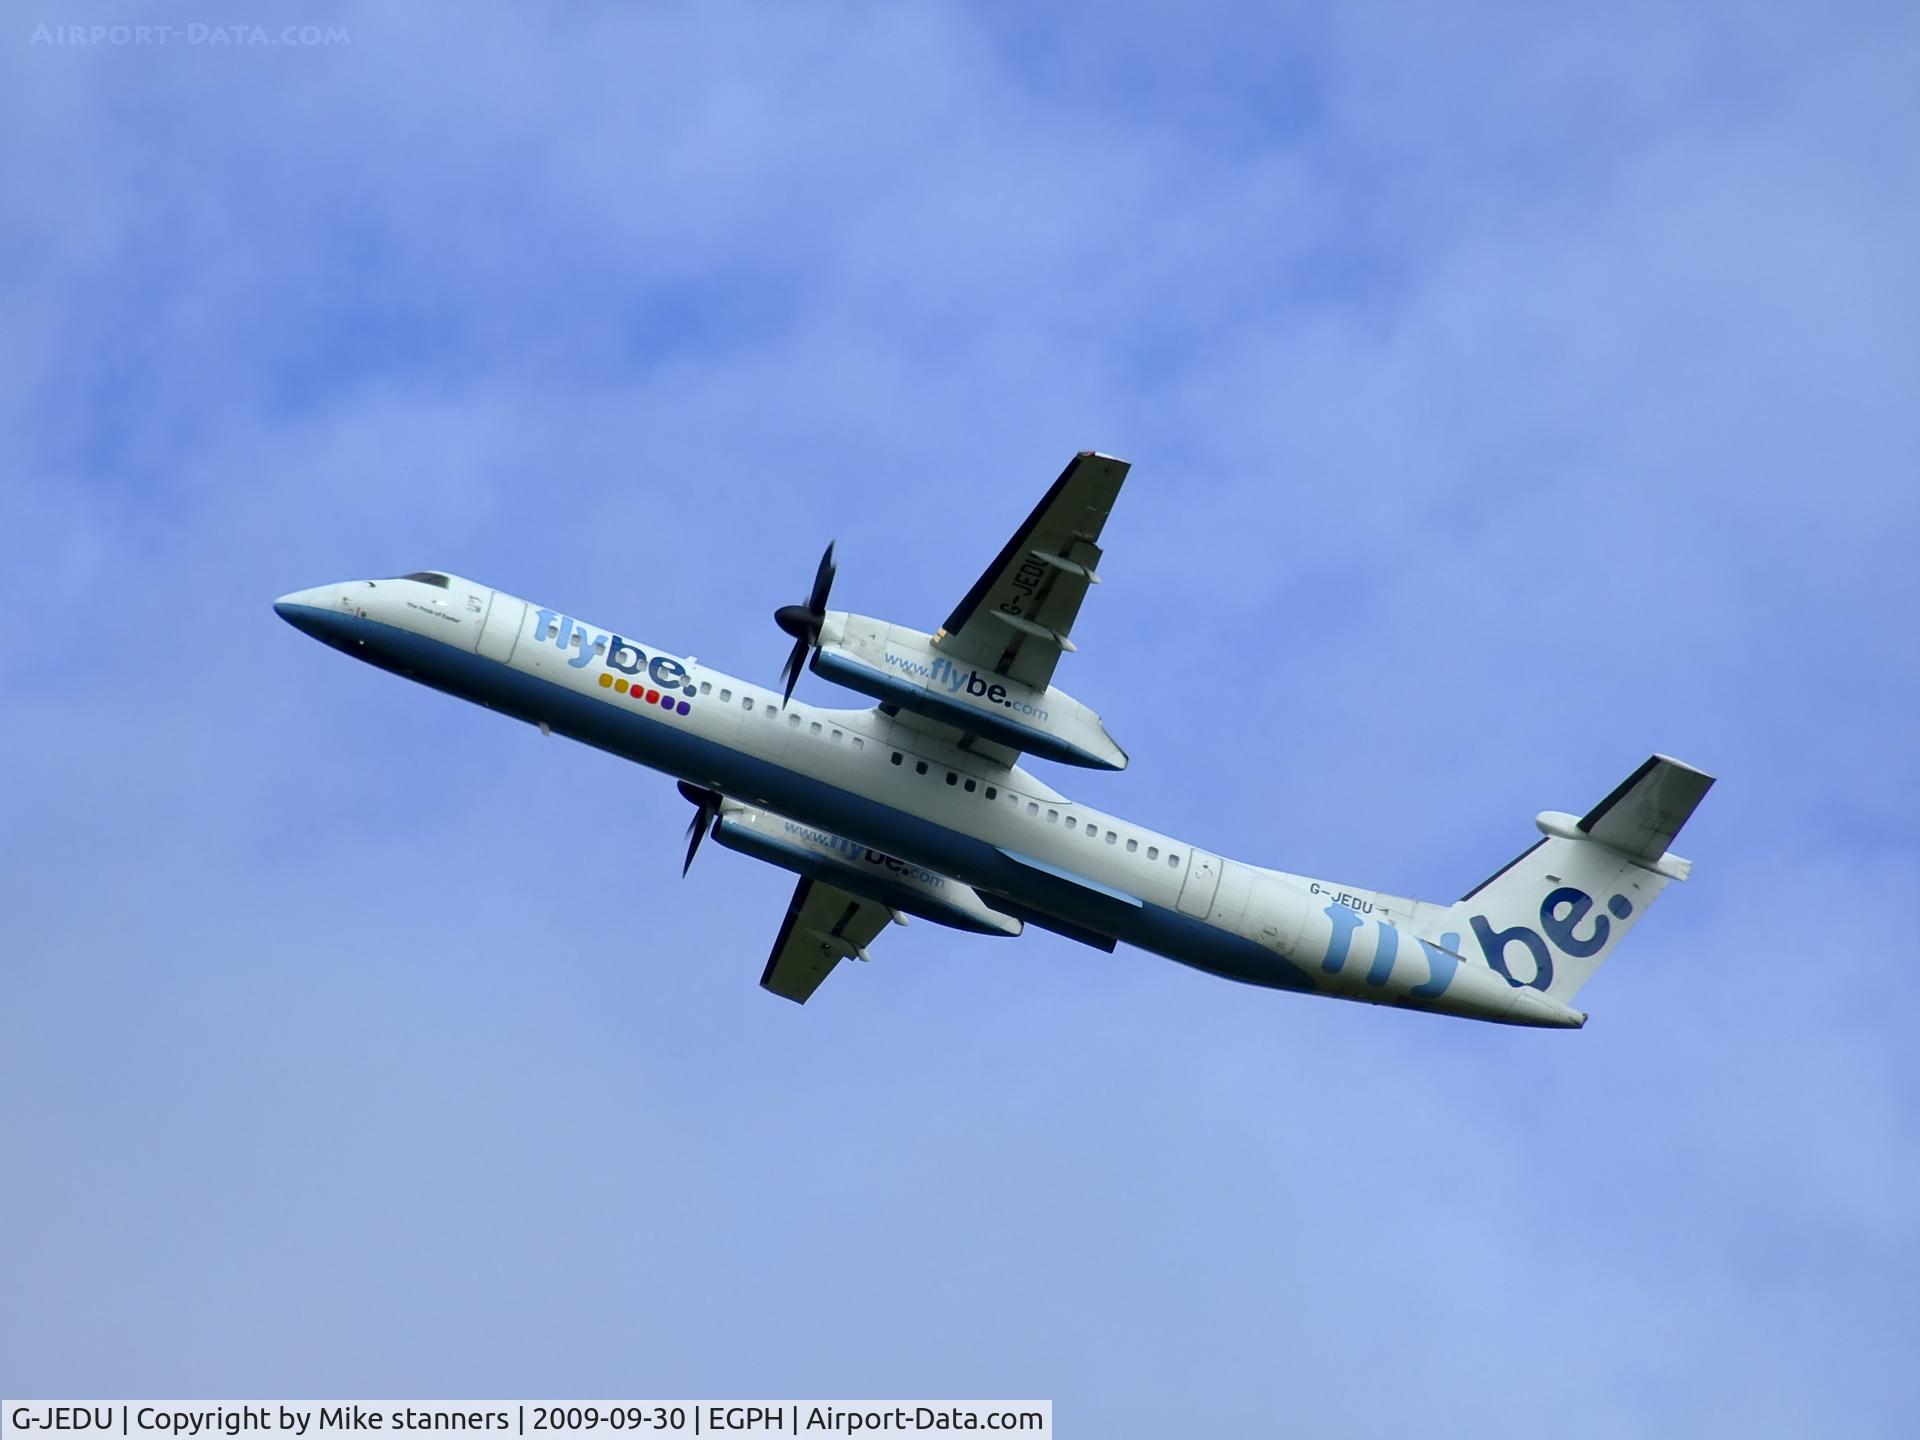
(1651, 752), (1718, 787)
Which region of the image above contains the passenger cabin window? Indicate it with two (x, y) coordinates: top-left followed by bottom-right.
(398, 571), (451, 588)
(851, 737), (864, 751)
(916, 761), (929, 775)
(789, 712), (802, 727)
(964, 779), (976, 793)
(1126, 839), (1138, 853)
(945, 772), (957, 786)
(1105, 831), (1117, 844)
(1168, 854), (1181, 867)
(719, 689), (732, 702)
(699, 681), (712, 695)
(830, 728), (842, 742)
(984, 786), (996, 800)
(742, 697), (754, 712)
(1065, 817), (1077, 831)
(1147, 846), (1159, 860)
(810, 721), (822, 736)
(891, 752), (903, 766)
(1047, 809), (1059, 824)
(1027, 802), (1039, 816)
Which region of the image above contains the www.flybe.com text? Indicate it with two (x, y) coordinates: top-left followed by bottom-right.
(782, 821), (949, 887)
(883, 653), (1049, 722)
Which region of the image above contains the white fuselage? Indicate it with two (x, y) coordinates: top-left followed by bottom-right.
(274, 572), (1584, 1027)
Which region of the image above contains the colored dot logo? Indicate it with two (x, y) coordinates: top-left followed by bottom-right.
(599, 671), (692, 716)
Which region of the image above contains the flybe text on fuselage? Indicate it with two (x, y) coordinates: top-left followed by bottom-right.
(532, 608), (699, 715)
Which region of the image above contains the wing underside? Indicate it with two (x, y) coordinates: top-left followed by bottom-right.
(760, 876), (895, 1004)
(935, 452), (1129, 693)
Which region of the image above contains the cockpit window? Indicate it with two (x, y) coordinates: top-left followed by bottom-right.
(397, 571), (451, 588)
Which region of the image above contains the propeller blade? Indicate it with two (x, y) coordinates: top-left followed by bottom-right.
(781, 635), (809, 706)
(682, 808), (706, 877)
(773, 540), (838, 705)
(676, 781), (721, 878)
(806, 541), (836, 615)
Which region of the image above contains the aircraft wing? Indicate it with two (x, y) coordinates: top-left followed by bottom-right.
(760, 875), (894, 1004)
(933, 452), (1129, 693)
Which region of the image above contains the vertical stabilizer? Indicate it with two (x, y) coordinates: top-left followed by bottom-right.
(1428, 756), (1714, 1005)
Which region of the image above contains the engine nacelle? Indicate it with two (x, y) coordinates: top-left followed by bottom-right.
(809, 612), (1128, 770)
(711, 802), (1023, 937)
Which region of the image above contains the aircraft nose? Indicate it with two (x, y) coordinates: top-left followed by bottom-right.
(274, 586), (339, 639)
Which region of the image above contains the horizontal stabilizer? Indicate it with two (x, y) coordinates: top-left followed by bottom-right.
(1577, 754), (1715, 865)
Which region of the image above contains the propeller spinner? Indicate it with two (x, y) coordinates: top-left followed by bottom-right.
(773, 541), (835, 707)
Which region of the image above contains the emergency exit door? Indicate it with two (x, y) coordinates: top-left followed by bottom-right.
(477, 593), (525, 663)
(1177, 849), (1222, 919)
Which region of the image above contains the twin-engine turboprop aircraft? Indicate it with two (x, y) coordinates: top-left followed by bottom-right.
(276, 453), (1712, 1026)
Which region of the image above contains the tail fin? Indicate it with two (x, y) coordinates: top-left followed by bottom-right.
(1432, 756), (1714, 1006)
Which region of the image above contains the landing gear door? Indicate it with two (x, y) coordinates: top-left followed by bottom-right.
(478, 593), (525, 663)
(1177, 848), (1222, 919)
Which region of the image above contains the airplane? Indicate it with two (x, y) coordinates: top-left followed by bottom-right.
(274, 453), (1712, 1027)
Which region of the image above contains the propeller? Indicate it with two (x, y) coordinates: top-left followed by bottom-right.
(773, 540), (836, 706)
(677, 780), (723, 877)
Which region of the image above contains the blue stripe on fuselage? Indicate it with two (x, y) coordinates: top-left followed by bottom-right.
(279, 604), (1317, 995)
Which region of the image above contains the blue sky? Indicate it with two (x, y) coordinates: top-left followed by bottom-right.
(3, 2), (1917, 1433)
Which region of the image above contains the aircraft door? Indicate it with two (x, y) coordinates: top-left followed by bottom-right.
(477, 593), (525, 663)
(1177, 848), (1222, 919)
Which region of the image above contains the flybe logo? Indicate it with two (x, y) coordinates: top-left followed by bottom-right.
(534, 608), (697, 717)
(1315, 884), (1635, 998)
(925, 655), (1012, 703)
(1470, 887), (1634, 993)
(1320, 906), (1461, 999)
